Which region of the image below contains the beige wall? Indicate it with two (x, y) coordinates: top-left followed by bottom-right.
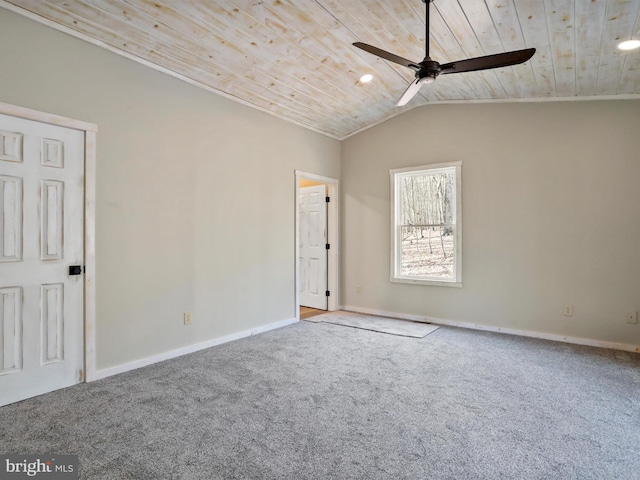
(341, 101), (640, 346)
(0, 8), (340, 370)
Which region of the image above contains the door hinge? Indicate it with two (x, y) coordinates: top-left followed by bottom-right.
(326, 196), (330, 203)
(326, 290), (330, 297)
(326, 243), (330, 250)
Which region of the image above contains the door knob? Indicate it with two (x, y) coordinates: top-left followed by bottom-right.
(68, 265), (83, 275)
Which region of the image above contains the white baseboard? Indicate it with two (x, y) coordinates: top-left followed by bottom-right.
(90, 317), (298, 381)
(342, 305), (640, 354)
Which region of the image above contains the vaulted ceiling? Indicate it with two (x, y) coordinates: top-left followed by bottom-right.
(4, 0), (640, 139)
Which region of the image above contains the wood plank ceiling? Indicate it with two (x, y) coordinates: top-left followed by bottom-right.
(4, 0), (640, 139)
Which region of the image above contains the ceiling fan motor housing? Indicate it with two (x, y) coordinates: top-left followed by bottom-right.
(418, 58), (441, 80)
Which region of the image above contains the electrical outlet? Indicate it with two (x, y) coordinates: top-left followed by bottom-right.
(626, 312), (638, 324)
(183, 312), (192, 325)
(563, 305), (574, 317)
(356, 286), (362, 294)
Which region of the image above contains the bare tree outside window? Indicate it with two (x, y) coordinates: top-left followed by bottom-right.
(391, 162), (461, 286)
(400, 171), (454, 277)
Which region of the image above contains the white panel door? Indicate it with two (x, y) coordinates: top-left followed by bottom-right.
(0, 113), (85, 407)
(299, 185), (327, 310)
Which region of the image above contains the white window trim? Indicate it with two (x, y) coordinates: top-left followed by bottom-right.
(389, 161), (462, 287)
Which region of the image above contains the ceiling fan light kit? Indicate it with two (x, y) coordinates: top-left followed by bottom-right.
(353, 0), (536, 107)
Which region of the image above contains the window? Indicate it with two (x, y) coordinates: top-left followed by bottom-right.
(390, 161), (462, 286)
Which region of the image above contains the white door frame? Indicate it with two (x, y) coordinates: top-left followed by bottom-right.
(295, 171), (339, 318)
(0, 101), (98, 382)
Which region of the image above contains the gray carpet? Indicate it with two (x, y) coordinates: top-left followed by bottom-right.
(1, 320), (639, 479)
(310, 310), (439, 337)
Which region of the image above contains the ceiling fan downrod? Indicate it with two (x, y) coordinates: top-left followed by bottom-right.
(423, 0), (432, 60)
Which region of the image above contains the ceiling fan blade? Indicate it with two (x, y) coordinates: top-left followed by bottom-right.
(353, 42), (420, 70)
(439, 48), (536, 75)
(396, 77), (424, 107)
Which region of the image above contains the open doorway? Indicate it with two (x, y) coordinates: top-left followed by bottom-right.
(295, 171), (339, 321)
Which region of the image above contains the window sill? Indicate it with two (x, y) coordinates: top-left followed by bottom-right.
(390, 277), (463, 288)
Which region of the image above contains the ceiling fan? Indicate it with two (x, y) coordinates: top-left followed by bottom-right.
(353, 0), (536, 106)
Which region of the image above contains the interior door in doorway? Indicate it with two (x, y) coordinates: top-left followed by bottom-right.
(299, 185), (328, 310)
(0, 113), (85, 407)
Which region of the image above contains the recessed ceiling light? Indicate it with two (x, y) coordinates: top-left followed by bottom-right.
(618, 39), (640, 51)
(359, 73), (373, 83)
